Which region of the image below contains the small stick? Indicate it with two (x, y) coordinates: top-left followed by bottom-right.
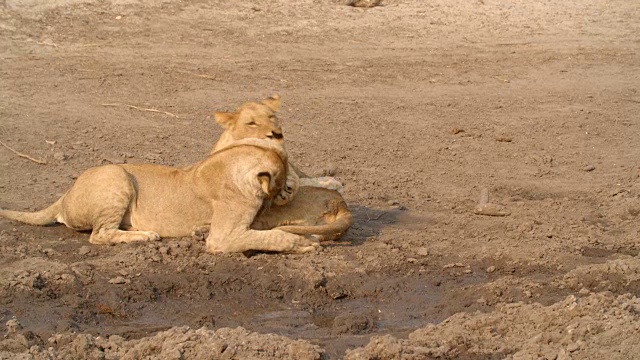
(366, 212), (387, 221)
(101, 103), (185, 118)
(474, 187), (510, 217)
(183, 71), (217, 80)
(479, 188), (489, 205)
(0, 140), (47, 165)
(37, 41), (58, 48)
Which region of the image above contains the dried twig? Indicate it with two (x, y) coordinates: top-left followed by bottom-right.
(622, 98), (640, 104)
(183, 71), (217, 80)
(37, 41), (58, 48)
(0, 140), (47, 165)
(366, 212), (387, 221)
(473, 188), (510, 216)
(101, 103), (185, 118)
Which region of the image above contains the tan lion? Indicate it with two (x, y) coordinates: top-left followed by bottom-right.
(0, 96), (351, 252)
(210, 95), (352, 241)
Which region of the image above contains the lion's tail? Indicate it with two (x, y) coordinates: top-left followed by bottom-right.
(0, 197), (63, 226)
(274, 204), (353, 241)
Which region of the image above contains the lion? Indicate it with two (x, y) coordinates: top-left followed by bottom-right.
(0, 96), (351, 252)
(210, 95), (352, 241)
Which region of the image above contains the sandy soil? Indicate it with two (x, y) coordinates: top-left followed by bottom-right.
(1, 0), (639, 358)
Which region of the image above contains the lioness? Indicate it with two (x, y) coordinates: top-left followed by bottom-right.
(210, 95), (352, 241)
(0, 96), (351, 252)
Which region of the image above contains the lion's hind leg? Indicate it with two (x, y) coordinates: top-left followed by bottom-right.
(89, 227), (159, 244)
(61, 164), (159, 245)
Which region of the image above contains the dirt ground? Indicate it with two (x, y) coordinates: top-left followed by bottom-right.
(1, 0), (639, 358)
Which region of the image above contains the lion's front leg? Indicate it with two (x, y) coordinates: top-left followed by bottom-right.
(272, 163), (300, 206)
(205, 199), (318, 254)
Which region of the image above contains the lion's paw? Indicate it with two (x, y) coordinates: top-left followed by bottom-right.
(291, 236), (321, 253)
(145, 231), (161, 241)
(300, 176), (344, 194)
(191, 225), (209, 241)
(273, 174), (300, 206)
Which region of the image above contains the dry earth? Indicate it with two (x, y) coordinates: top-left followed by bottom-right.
(1, 0), (639, 359)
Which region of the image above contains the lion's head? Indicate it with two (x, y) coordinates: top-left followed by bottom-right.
(212, 95), (285, 153)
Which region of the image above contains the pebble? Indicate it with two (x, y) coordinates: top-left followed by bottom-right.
(557, 349), (571, 360)
(6, 318), (23, 333)
(347, 0), (381, 7)
(567, 342), (580, 352)
(443, 263), (465, 269)
(583, 165), (596, 172)
(322, 164), (337, 176)
(578, 287), (590, 295)
(78, 246), (91, 256)
(486, 265), (497, 273)
(108, 276), (127, 284)
(474, 203), (511, 217)
(415, 247), (429, 257)
(53, 152), (68, 161)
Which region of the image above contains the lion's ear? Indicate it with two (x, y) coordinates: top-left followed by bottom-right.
(261, 95), (281, 112)
(214, 112), (236, 128)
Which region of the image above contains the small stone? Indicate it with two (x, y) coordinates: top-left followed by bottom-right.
(578, 287), (590, 295)
(6, 318), (23, 333)
(347, 0), (381, 8)
(474, 203), (511, 216)
(108, 276), (127, 284)
(415, 247), (429, 257)
(567, 342), (580, 352)
(115, 15), (122, 20)
(524, 290), (532, 298)
(443, 263), (465, 269)
(322, 164), (337, 176)
(583, 165), (596, 172)
(330, 286), (348, 300)
(406, 257), (417, 264)
(53, 152), (68, 161)
(78, 246), (91, 256)
(486, 265), (497, 273)
(557, 349), (571, 360)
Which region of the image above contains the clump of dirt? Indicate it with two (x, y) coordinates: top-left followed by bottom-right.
(345, 292), (640, 360)
(1, 324), (323, 359)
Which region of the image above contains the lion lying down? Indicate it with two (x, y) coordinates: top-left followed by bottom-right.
(0, 96), (352, 253)
(210, 95), (351, 241)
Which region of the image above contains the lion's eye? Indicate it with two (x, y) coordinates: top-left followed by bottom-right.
(247, 121), (257, 126)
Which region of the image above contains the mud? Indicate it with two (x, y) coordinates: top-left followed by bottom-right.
(1, 0), (639, 358)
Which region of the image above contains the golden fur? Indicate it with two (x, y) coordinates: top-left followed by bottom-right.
(0, 96), (351, 252)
